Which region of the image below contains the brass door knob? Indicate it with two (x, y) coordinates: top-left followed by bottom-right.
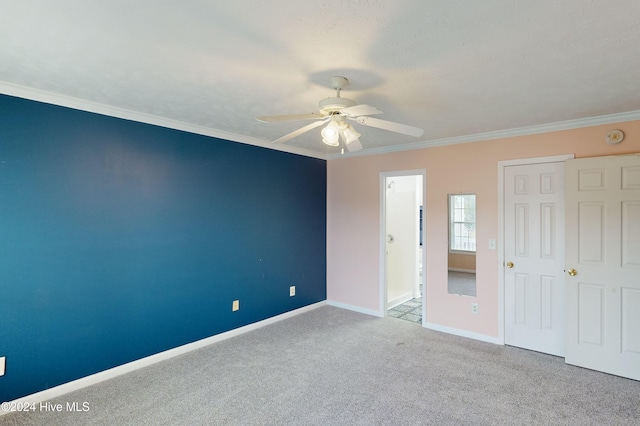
(506, 261), (514, 268)
(567, 268), (577, 276)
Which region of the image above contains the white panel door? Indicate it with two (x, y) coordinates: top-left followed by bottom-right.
(565, 154), (640, 380)
(504, 162), (566, 356)
(386, 192), (417, 308)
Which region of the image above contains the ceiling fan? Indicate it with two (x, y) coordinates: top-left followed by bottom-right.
(256, 76), (424, 153)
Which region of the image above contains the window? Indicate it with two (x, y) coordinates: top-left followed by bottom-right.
(449, 194), (476, 252)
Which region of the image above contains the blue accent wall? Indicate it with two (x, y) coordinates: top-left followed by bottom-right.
(0, 94), (326, 402)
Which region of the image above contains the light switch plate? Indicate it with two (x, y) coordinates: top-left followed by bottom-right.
(488, 239), (496, 250)
(0, 356), (5, 376)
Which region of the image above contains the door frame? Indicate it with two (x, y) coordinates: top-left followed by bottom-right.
(497, 155), (574, 345)
(379, 169), (427, 323)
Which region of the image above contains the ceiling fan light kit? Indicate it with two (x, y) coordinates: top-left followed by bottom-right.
(341, 124), (361, 144)
(321, 120), (340, 146)
(256, 76), (424, 153)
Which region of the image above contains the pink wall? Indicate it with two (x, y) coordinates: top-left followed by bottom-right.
(327, 120), (640, 338)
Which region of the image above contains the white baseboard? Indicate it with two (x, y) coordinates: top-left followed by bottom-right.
(326, 300), (382, 317)
(387, 292), (414, 309)
(424, 321), (501, 345)
(1, 301), (326, 413)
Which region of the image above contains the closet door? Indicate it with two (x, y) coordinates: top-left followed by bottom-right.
(504, 161), (566, 357)
(565, 154), (640, 381)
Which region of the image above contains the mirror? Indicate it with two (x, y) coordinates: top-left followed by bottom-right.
(447, 193), (476, 296)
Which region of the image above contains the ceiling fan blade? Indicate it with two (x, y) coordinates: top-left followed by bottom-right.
(345, 138), (363, 152)
(353, 116), (424, 137)
(273, 119), (328, 144)
(341, 104), (383, 117)
(256, 113), (323, 123)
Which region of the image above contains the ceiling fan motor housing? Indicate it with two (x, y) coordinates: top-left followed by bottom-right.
(319, 76), (355, 113)
(318, 96), (356, 113)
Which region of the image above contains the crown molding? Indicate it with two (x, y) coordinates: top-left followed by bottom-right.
(4, 81), (638, 162)
(327, 109), (640, 159)
(0, 82), (328, 161)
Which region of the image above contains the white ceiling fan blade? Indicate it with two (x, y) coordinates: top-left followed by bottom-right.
(354, 116), (424, 137)
(341, 104), (383, 117)
(273, 119), (328, 144)
(256, 113), (324, 123)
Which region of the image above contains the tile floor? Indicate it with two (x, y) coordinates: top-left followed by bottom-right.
(387, 297), (422, 324)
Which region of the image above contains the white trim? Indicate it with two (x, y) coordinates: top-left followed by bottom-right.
(497, 154), (574, 345)
(379, 169), (427, 326)
(326, 300), (382, 317)
(5, 81), (637, 162)
(448, 268), (476, 274)
(448, 250), (476, 255)
(497, 154), (576, 168)
(379, 173), (387, 317)
(0, 302), (325, 413)
(387, 292), (414, 309)
(327, 109), (640, 159)
(424, 322), (501, 345)
(0, 82), (326, 161)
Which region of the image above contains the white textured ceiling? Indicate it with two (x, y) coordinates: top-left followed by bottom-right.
(2, 1), (640, 158)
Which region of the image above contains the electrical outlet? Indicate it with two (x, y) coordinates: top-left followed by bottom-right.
(0, 356), (5, 376)
(471, 303), (479, 314)
(232, 300), (239, 312)
(289, 286), (295, 297)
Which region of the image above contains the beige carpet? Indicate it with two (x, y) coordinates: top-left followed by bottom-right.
(2, 306), (639, 425)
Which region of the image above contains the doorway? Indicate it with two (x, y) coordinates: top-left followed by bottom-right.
(380, 170), (426, 325)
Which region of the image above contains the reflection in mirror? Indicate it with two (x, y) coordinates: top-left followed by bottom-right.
(448, 194), (477, 296)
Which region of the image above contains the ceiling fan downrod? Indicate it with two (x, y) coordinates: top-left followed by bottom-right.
(319, 77), (356, 113)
